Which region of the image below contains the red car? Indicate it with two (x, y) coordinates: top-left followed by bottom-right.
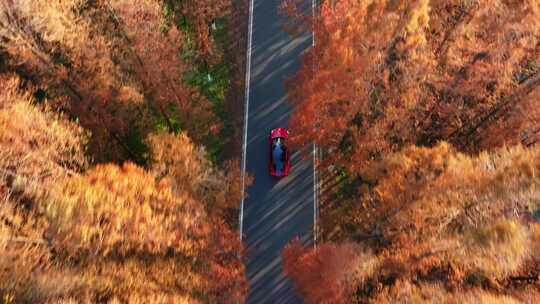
(269, 128), (291, 177)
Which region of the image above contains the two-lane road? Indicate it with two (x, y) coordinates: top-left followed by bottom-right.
(240, 0), (315, 303)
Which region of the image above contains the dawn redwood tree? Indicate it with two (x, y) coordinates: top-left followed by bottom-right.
(0, 0), (218, 162)
(0, 1), (247, 302)
(147, 132), (248, 301)
(45, 162), (245, 303)
(0, 74), (88, 194)
(149, 132), (246, 215)
(281, 1), (540, 302)
(285, 0), (540, 171)
(284, 143), (540, 303)
(0, 0), (136, 161)
(1, 131), (247, 303)
(0, 75), (86, 302)
(350, 142), (540, 244)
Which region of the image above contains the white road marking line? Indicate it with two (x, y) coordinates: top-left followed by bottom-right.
(313, 144), (317, 248)
(239, 0), (255, 241)
(312, 0), (316, 47)
(312, 0), (318, 249)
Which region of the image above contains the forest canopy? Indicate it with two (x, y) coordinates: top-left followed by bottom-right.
(3, 0), (540, 302)
(281, 0), (540, 303)
(0, 0), (246, 303)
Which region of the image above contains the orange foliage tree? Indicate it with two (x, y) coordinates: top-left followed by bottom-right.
(2, 152), (246, 302)
(0, 0), (217, 163)
(147, 132), (247, 300)
(285, 0), (540, 170)
(0, 72), (246, 303)
(283, 143), (540, 303)
(0, 76), (85, 303)
(281, 0), (540, 302)
(0, 0), (133, 161)
(46, 162), (246, 303)
(0, 74), (88, 198)
(47, 163), (208, 258)
(108, 0), (217, 143)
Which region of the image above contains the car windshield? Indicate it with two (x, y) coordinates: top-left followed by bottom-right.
(272, 138), (287, 173)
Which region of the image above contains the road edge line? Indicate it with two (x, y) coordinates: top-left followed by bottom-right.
(313, 144), (318, 248)
(312, 0), (318, 249)
(239, 0), (255, 241)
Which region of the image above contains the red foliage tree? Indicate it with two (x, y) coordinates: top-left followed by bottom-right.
(283, 241), (377, 304)
(285, 0), (540, 171)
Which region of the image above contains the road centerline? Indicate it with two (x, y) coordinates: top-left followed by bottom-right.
(239, 0), (255, 240)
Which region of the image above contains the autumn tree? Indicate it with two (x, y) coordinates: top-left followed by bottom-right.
(279, 0), (540, 302)
(284, 143), (540, 303)
(283, 242), (377, 304)
(0, 75), (89, 302)
(2, 145), (246, 302)
(46, 162), (245, 303)
(0, 0), (218, 163)
(0, 74), (87, 201)
(0, 0), (136, 161)
(107, 0), (217, 143)
(371, 282), (535, 304)
(285, 0), (540, 172)
(147, 132), (247, 300)
(0, 59), (246, 303)
(148, 132), (245, 216)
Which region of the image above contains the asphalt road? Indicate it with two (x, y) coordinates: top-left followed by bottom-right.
(241, 0), (315, 303)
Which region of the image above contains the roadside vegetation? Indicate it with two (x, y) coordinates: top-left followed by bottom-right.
(0, 0), (246, 303)
(281, 0), (540, 303)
